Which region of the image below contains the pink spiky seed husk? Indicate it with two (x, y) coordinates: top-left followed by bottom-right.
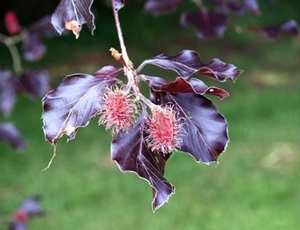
(146, 105), (183, 154)
(99, 87), (138, 133)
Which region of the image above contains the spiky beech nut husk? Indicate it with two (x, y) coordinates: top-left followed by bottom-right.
(146, 105), (183, 154)
(99, 87), (138, 133)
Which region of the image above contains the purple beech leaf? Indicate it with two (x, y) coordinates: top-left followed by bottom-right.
(20, 70), (50, 98)
(137, 50), (242, 82)
(151, 91), (228, 164)
(0, 123), (26, 151)
(144, 0), (184, 15)
(51, 0), (95, 38)
(199, 58), (242, 82)
(9, 196), (45, 230)
(22, 36), (46, 61)
(186, 78), (230, 99)
(18, 195), (45, 217)
(29, 16), (57, 36)
(115, 0), (125, 11)
(141, 75), (230, 99)
(241, 0), (260, 15)
(248, 20), (299, 39)
(211, 0), (260, 16)
(181, 10), (228, 39)
(22, 16), (58, 61)
(0, 70), (19, 116)
(111, 113), (174, 212)
(42, 66), (122, 145)
(9, 222), (27, 230)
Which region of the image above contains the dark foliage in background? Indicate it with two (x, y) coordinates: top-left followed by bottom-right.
(0, 11), (59, 151)
(8, 196), (45, 230)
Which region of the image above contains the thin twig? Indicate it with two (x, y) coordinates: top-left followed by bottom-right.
(0, 33), (24, 74)
(111, 0), (130, 66)
(6, 43), (23, 74)
(111, 0), (156, 110)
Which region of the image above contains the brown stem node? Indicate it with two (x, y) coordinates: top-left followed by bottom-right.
(110, 47), (123, 62)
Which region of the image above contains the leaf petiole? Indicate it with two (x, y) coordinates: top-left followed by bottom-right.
(0, 32), (25, 74)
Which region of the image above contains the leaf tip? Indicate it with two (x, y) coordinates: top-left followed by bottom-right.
(151, 185), (175, 213)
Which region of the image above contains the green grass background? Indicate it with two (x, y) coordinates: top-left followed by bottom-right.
(1, 1), (300, 229)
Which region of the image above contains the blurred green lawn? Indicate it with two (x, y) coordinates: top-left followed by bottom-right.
(1, 1), (300, 230)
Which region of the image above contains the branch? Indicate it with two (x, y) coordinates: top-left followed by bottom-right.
(111, 0), (156, 110)
(0, 33), (24, 74)
(111, 0), (130, 66)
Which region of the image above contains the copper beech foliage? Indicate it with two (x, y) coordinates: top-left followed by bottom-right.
(0, 13), (59, 151)
(0, 123), (26, 152)
(145, 0), (299, 39)
(8, 195), (45, 230)
(42, 0), (244, 211)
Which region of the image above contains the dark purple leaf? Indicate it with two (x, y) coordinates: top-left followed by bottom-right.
(144, 0), (184, 15)
(199, 58), (243, 82)
(248, 20), (299, 39)
(0, 123), (26, 151)
(111, 113), (174, 211)
(51, 0), (95, 38)
(211, 0), (260, 15)
(181, 10), (228, 39)
(9, 222), (27, 230)
(115, 0), (125, 11)
(241, 0), (260, 15)
(141, 75), (229, 99)
(0, 70), (18, 116)
(22, 16), (58, 61)
(20, 70), (50, 98)
(151, 92), (228, 164)
(29, 16), (58, 36)
(22, 36), (46, 61)
(42, 66), (122, 145)
(137, 50), (242, 82)
(9, 196), (45, 230)
(18, 195), (45, 217)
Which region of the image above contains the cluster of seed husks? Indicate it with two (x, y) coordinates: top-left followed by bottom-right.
(99, 87), (183, 153)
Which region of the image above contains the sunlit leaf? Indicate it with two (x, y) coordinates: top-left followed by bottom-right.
(141, 75), (229, 99)
(51, 0), (95, 38)
(42, 66), (122, 145)
(151, 91), (228, 164)
(111, 113), (174, 211)
(138, 50), (242, 82)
